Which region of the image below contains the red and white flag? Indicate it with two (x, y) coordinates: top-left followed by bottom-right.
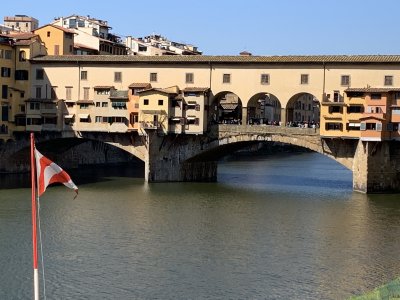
(34, 148), (78, 197)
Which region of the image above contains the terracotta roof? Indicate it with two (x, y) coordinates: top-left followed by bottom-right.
(139, 87), (178, 95)
(345, 88), (400, 93)
(5, 32), (37, 39)
(128, 83), (152, 88)
(14, 40), (33, 46)
(74, 43), (98, 51)
(76, 100), (94, 104)
(359, 115), (386, 121)
(31, 55), (400, 64)
(183, 87), (209, 92)
(34, 24), (76, 34)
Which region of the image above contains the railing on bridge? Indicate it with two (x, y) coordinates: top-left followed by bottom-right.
(215, 124), (320, 136)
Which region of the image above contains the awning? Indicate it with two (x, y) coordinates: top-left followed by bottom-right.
(77, 100), (94, 104)
(187, 116), (197, 120)
(78, 113), (89, 119)
(64, 114), (75, 119)
(141, 110), (167, 115)
(187, 101), (197, 104)
(348, 123), (361, 127)
(171, 117), (181, 121)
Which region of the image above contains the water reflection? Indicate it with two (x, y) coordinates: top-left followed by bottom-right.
(1, 152), (400, 299)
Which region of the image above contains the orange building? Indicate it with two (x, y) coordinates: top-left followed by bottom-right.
(33, 24), (75, 55)
(321, 87), (400, 141)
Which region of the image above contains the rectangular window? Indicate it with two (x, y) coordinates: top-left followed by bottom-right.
(96, 102), (101, 107)
(150, 72), (157, 82)
(347, 105), (364, 113)
(66, 87), (72, 100)
(35, 86), (42, 99)
(346, 123), (361, 131)
(325, 122), (342, 131)
(15, 70), (29, 80)
(384, 75), (393, 86)
(114, 72), (122, 82)
(371, 93), (381, 100)
(47, 31), (50, 37)
(341, 75), (350, 86)
(329, 106), (342, 113)
(102, 102), (108, 107)
(261, 74), (269, 85)
(300, 74), (309, 85)
(95, 116), (102, 122)
(81, 70), (88, 80)
(158, 99), (163, 106)
(36, 69), (44, 80)
(2, 85), (8, 99)
(185, 73), (194, 84)
(4, 50), (12, 59)
(30, 102), (40, 110)
(96, 89), (110, 95)
(80, 103), (89, 109)
(1, 67), (11, 77)
(143, 99), (149, 105)
(83, 88), (90, 100)
(223, 74), (231, 84)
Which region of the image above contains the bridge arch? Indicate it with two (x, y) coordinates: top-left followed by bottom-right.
(184, 125), (354, 171)
(285, 92), (321, 126)
(247, 92), (282, 125)
(1, 133), (146, 174)
(209, 91), (243, 124)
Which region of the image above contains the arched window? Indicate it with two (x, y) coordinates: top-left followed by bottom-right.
(19, 51), (26, 61)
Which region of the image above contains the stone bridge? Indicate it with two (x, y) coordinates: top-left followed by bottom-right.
(1, 125), (400, 193)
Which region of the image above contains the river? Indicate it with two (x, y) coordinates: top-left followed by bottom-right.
(1, 152), (400, 299)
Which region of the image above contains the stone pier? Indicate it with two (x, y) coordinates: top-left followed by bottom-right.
(144, 129), (217, 182)
(353, 140), (400, 193)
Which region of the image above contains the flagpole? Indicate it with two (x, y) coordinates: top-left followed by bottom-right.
(30, 133), (39, 300)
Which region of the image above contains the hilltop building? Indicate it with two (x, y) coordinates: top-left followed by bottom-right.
(125, 34), (202, 56)
(52, 15), (127, 55)
(3, 15), (39, 32)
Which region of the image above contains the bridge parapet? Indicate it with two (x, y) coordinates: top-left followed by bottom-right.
(216, 124), (319, 136)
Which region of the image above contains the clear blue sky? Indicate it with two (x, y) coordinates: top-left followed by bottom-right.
(3, 0), (400, 55)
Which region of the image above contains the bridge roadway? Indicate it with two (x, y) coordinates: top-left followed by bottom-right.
(0, 124), (399, 193)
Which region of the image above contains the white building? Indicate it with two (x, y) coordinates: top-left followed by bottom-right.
(125, 34), (202, 56)
(52, 15), (127, 55)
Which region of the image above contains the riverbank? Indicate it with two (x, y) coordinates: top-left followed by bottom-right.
(349, 277), (400, 299)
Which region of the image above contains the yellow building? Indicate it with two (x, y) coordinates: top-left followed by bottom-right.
(33, 24), (74, 55)
(0, 35), (14, 140)
(138, 87), (179, 134)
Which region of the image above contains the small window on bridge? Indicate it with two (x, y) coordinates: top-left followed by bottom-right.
(328, 106), (342, 113)
(260, 74), (269, 85)
(347, 106), (363, 113)
(300, 74), (309, 85)
(325, 122), (342, 131)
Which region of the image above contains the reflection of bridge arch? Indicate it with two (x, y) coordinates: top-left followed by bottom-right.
(210, 91), (242, 124)
(286, 93), (321, 125)
(247, 92), (281, 125)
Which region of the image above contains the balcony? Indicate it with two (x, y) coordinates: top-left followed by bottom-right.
(109, 90), (129, 100)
